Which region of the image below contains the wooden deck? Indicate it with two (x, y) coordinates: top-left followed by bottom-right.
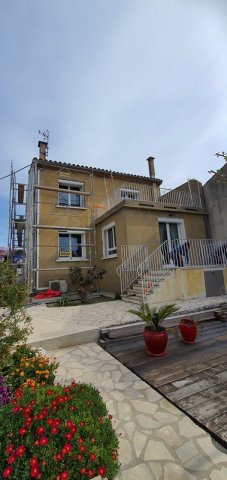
(103, 319), (227, 447)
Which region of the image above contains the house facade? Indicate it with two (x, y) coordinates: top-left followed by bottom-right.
(25, 142), (227, 303)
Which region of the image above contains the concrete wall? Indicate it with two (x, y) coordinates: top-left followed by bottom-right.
(203, 163), (227, 239)
(149, 267), (227, 304)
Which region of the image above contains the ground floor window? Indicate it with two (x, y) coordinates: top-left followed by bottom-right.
(58, 231), (86, 259)
(102, 222), (117, 257)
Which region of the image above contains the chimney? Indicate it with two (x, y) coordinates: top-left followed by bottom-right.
(147, 156), (155, 178)
(38, 141), (48, 161)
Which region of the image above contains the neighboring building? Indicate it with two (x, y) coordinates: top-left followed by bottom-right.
(25, 142), (227, 303)
(203, 162), (227, 240)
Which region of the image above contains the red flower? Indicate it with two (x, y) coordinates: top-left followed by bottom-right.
(53, 453), (62, 461)
(80, 468), (86, 474)
(78, 438), (83, 444)
(65, 432), (72, 440)
(80, 421), (85, 427)
(5, 445), (14, 455)
(80, 445), (86, 452)
(46, 389), (52, 395)
(39, 436), (48, 446)
(98, 467), (106, 477)
(87, 470), (94, 478)
(108, 414), (113, 419)
(30, 467), (40, 478)
(7, 454), (16, 465)
(46, 418), (54, 425)
(51, 427), (59, 435)
(60, 471), (69, 480)
(77, 454), (82, 460)
(64, 387), (70, 393)
(91, 437), (96, 443)
(15, 445), (25, 457)
(3, 466), (12, 478)
(70, 406), (75, 411)
(61, 443), (71, 455)
(30, 457), (38, 468)
(19, 427), (27, 436)
(65, 420), (73, 428)
(36, 426), (44, 436)
(90, 453), (96, 461)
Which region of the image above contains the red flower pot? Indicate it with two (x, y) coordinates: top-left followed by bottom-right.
(179, 318), (197, 343)
(143, 327), (168, 356)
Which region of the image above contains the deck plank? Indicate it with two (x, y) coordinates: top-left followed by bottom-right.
(103, 319), (227, 447)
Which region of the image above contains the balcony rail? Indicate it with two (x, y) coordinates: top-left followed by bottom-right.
(94, 183), (202, 218)
(116, 239), (227, 298)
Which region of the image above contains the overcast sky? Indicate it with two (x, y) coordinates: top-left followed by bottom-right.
(1, 0), (227, 246)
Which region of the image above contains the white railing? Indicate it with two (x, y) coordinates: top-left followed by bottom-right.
(137, 238), (227, 300)
(116, 245), (148, 294)
(94, 184), (202, 218)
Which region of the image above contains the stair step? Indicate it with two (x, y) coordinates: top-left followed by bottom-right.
(121, 295), (142, 304)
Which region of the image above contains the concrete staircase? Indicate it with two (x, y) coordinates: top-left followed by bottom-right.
(121, 270), (172, 304)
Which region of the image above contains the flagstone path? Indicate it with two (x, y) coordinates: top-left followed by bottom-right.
(50, 343), (227, 480)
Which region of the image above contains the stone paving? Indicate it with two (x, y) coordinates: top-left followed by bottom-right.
(50, 342), (227, 480)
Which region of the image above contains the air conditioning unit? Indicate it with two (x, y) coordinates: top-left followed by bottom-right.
(49, 280), (67, 293)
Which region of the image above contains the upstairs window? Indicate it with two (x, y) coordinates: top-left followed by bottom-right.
(102, 223), (117, 257)
(120, 188), (139, 200)
(58, 232), (86, 259)
(58, 181), (84, 207)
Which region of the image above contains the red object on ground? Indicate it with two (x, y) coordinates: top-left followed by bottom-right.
(33, 289), (61, 300)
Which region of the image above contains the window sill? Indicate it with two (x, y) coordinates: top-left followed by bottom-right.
(56, 205), (87, 210)
(56, 258), (89, 262)
(101, 254), (118, 260)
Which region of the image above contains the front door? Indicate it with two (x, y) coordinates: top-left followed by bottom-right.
(159, 220), (183, 264)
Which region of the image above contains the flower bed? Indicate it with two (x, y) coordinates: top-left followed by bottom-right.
(0, 348), (119, 480)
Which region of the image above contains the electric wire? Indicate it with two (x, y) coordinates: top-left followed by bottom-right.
(0, 163), (31, 181)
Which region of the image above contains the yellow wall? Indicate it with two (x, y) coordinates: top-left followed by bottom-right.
(150, 268), (206, 304)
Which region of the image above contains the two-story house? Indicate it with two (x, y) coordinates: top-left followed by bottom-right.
(25, 141), (227, 303)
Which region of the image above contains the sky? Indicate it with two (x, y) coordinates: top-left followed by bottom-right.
(0, 0), (227, 246)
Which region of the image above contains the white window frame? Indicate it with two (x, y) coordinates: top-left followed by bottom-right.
(120, 188), (140, 200)
(102, 222), (117, 258)
(57, 230), (87, 261)
(58, 180), (85, 208)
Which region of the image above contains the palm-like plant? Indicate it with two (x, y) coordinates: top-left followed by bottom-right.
(129, 303), (179, 331)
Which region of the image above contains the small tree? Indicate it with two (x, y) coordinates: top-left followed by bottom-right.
(0, 263), (33, 372)
(69, 266), (106, 303)
(209, 151), (227, 182)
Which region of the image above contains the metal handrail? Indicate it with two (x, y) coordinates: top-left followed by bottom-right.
(116, 245), (148, 294)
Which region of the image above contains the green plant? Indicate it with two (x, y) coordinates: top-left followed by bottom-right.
(0, 263), (33, 372)
(0, 382), (119, 479)
(69, 266), (106, 303)
(56, 296), (71, 307)
(0, 262), (28, 314)
(129, 303), (179, 331)
(3, 345), (59, 392)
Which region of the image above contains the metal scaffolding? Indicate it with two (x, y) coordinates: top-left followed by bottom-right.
(8, 163), (28, 277)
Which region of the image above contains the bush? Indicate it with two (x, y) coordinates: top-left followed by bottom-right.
(4, 345), (59, 392)
(69, 266), (106, 303)
(0, 382), (119, 479)
(0, 263), (33, 372)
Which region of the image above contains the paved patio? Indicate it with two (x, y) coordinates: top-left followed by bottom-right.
(27, 295), (227, 347)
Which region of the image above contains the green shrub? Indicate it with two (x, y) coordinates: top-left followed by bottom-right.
(0, 382), (119, 479)
(69, 266), (106, 303)
(0, 263), (33, 372)
(56, 296), (71, 307)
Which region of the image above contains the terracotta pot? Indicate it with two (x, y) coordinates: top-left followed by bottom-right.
(143, 327), (168, 356)
(179, 318), (197, 343)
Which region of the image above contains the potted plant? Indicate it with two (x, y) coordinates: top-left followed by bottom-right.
(129, 303), (179, 356)
(179, 317), (197, 343)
